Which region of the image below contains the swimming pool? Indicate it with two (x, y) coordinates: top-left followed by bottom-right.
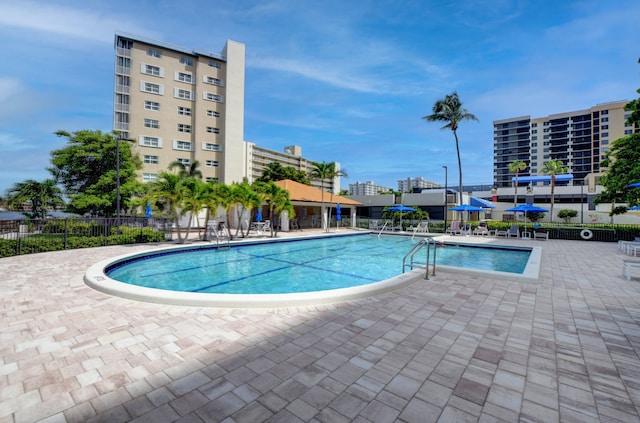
(85, 234), (541, 307)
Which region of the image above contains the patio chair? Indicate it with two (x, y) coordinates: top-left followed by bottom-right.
(445, 220), (461, 235)
(507, 225), (520, 238)
(473, 222), (490, 236)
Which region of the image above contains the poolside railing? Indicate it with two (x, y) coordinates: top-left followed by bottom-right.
(0, 217), (174, 258)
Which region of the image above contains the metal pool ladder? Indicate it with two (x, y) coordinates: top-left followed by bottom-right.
(402, 238), (437, 279)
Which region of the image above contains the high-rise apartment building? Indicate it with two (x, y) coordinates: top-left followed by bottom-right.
(113, 32), (246, 184)
(349, 181), (393, 196)
(397, 177), (440, 193)
(113, 33), (341, 193)
(493, 100), (637, 188)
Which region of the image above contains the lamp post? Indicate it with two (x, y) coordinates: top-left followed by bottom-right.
(580, 179), (584, 224)
(115, 135), (121, 229)
(442, 165), (448, 233)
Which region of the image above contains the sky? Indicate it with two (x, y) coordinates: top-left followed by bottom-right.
(1, 0), (639, 195)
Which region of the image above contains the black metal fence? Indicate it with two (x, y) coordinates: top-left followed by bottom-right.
(0, 217), (174, 258)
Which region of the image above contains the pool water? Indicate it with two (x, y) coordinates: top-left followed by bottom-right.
(106, 235), (531, 295)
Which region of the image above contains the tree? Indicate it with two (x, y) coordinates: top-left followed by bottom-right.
(49, 130), (142, 216)
(541, 159), (568, 223)
(309, 161), (348, 232)
(257, 162), (311, 185)
(508, 160), (528, 207)
(169, 160), (203, 179)
(557, 209), (578, 223)
(230, 181), (261, 238)
(423, 91), (478, 221)
(253, 181), (294, 237)
(147, 172), (191, 243)
(6, 179), (65, 219)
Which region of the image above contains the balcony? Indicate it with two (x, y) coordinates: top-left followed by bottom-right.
(113, 122), (129, 131)
(114, 103), (129, 112)
(115, 84), (130, 94)
(115, 66), (130, 75)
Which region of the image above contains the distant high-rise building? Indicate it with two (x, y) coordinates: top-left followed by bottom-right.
(397, 177), (439, 193)
(349, 181), (392, 196)
(493, 100), (638, 188)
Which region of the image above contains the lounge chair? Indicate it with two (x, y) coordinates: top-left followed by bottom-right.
(473, 223), (490, 236)
(507, 225), (520, 238)
(533, 231), (549, 240)
(445, 220), (461, 235)
(369, 220), (381, 230)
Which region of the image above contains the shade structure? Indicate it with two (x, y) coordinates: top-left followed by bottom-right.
(505, 204), (549, 233)
(470, 197), (496, 209)
(145, 202), (152, 218)
(255, 207), (263, 222)
(387, 205), (416, 212)
(448, 204), (483, 212)
(386, 205), (416, 230)
(628, 182), (640, 188)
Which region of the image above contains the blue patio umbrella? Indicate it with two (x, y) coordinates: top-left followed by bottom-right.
(627, 205), (640, 211)
(255, 207), (263, 222)
(628, 182), (640, 188)
(145, 202), (152, 218)
(335, 203), (341, 221)
(387, 205), (416, 229)
(505, 204), (549, 233)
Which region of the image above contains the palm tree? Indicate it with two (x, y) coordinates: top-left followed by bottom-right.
(147, 172), (190, 243)
(169, 160), (203, 179)
(541, 159), (568, 222)
(6, 179), (65, 219)
(508, 160), (528, 207)
(255, 181), (294, 237)
(309, 161), (348, 232)
(423, 91), (478, 217)
(230, 181), (260, 238)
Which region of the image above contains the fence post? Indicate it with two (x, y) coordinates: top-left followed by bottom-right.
(64, 218), (68, 250)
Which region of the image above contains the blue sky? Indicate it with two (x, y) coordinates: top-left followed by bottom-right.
(1, 0), (639, 195)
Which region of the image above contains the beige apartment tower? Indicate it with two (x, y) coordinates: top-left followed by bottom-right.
(113, 32), (246, 184)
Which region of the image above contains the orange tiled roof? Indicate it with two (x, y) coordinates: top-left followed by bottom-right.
(274, 180), (361, 206)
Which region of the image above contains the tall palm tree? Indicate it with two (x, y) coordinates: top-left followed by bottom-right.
(508, 160), (528, 207)
(230, 181), (260, 238)
(541, 159), (568, 222)
(423, 91), (478, 218)
(309, 161), (348, 232)
(255, 181), (294, 237)
(6, 179), (65, 219)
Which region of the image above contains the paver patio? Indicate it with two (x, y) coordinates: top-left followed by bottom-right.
(1, 231), (640, 422)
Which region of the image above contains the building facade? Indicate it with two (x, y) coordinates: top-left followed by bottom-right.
(397, 177), (440, 193)
(493, 100), (637, 188)
(114, 32), (245, 184)
(114, 33), (340, 193)
(348, 181), (392, 196)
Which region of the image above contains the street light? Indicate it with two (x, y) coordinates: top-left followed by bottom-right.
(442, 165), (448, 233)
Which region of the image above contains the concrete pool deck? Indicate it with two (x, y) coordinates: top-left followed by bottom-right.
(2, 230), (640, 422)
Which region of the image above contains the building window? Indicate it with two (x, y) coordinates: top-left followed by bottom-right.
(143, 173), (158, 182)
(209, 61), (221, 69)
(602, 117), (609, 122)
(178, 106), (191, 116)
(173, 140), (192, 151)
(602, 132), (609, 137)
(176, 72), (193, 83)
(601, 109), (609, 115)
(207, 110), (220, 118)
(532, 129), (537, 134)
(177, 158), (191, 166)
(147, 48), (162, 58)
(143, 64), (161, 76)
(143, 155), (159, 164)
(602, 140), (609, 145)
(175, 88), (194, 100)
(140, 136), (161, 147)
(144, 101), (160, 111)
(202, 143), (221, 151)
(204, 76), (223, 86)
(601, 125), (608, 129)
(141, 81), (163, 95)
(144, 118), (159, 129)
(626, 129), (634, 135)
(178, 124), (191, 133)
(180, 56), (194, 67)
(206, 127), (220, 134)
(203, 92), (224, 102)
(205, 160), (219, 167)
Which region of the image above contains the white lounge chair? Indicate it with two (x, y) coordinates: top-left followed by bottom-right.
(445, 221), (461, 235)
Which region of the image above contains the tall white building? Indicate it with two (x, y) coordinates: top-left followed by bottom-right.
(397, 177), (440, 193)
(349, 181), (392, 196)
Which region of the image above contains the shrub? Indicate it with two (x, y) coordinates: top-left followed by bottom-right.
(557, 209), (578, 223)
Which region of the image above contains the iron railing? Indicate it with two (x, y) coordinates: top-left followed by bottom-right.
(0, 217), (173, 258)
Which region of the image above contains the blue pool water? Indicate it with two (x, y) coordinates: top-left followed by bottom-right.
(106, 235), (531, 295)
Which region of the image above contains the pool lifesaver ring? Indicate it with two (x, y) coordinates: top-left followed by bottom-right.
(580, 229), (594, 240)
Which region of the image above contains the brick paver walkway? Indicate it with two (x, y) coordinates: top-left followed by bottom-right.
(1, 233), (640, 422)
